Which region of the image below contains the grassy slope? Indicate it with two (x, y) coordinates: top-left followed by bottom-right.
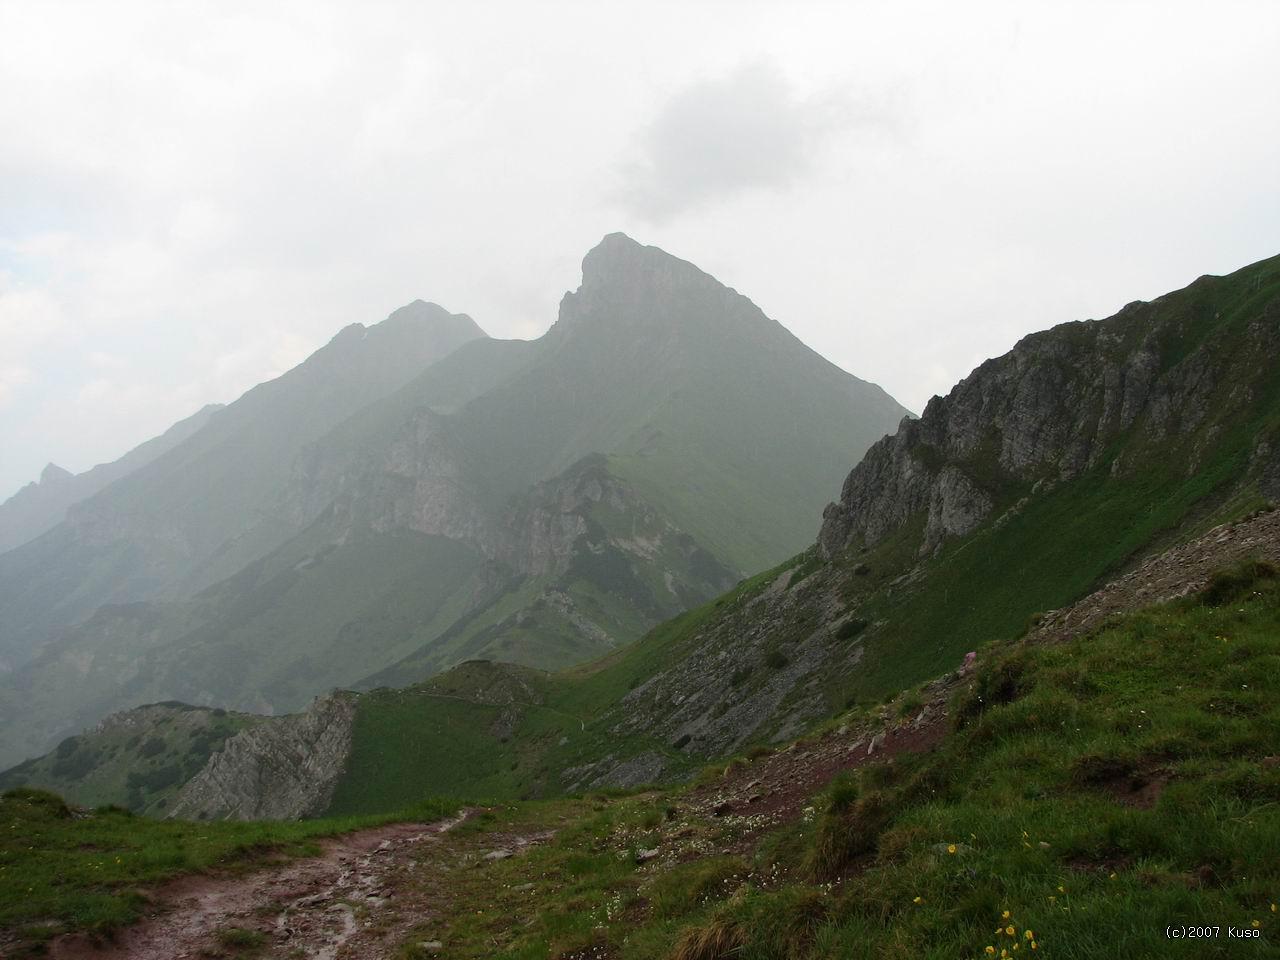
(412, 563), (1280, 959)
(322, 257), (1280, 816)
(7, 566), (1277, 957)
(325, 568), (785, 815)
(0, 789), (458, 946)
(0, 704), (262, 815)
(820, 255), (1280, 711)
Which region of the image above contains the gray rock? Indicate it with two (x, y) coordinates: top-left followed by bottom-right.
(168, 691), (357, 821)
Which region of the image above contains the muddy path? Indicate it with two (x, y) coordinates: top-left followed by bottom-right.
(47, 812), (549, 960)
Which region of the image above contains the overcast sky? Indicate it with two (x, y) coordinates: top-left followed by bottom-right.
(2, 1), (1278, 500)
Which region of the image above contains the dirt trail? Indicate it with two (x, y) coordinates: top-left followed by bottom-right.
(48, 812), (548, 960)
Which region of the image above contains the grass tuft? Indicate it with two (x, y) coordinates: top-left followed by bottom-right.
(1199, 557), (1277, 606)
(669, 916), (746, 960)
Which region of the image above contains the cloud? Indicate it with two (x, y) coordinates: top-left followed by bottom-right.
(0, 366), (33, 409)
(1, 1), (1278, 501)
(617, 62), (885, 222)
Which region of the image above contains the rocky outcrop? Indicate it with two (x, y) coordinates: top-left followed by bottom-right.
(1260, 439), (1280, 502)
(501, 454), (735, 590)
(1028, 507), (1280, 646)
(598, 256), (1280, 765)
(562, 749), (668, 792)
(168, 692), (357, 821)
(599, 562), (849, 765)
(820, 272), (1280, 559)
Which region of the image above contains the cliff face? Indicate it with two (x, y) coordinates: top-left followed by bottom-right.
(501, 454), (734, 592)
(0, 700), (261, 813)
(577, 254), (1280, 778)
(167, 692), (357, 821)
(820, 269), (1280, 560)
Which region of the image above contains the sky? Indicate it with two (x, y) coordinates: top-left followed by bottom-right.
(2, 1), (1278, 500)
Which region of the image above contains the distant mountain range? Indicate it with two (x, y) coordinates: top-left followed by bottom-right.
(0, 403), (224, 555)
(18, 249), (1275, 819)
(0, 233), (909, 767)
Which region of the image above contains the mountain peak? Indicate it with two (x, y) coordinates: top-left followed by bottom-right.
(579, 232), (708, 290)
(39, 463), (72, 486)
(376, 300), (487, 340)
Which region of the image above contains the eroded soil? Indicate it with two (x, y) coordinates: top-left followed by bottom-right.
(46, 813), (550, 960)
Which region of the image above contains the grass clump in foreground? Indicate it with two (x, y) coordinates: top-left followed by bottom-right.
(0, 792), (457, 944)
(415, 562), (1280, 958)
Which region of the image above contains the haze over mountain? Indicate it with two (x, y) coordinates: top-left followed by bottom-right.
(0, 302), (485, 671)
(0, 403), (223, 554)
(10, 250), (1277, 819)
(0, 233), (909, 767)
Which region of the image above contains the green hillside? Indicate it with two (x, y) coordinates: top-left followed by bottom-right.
(6, 562), (1277, 958)
(0, 789), (457, 944)
(312, 253), (1280, 812)
(0, 703), (262, 814)
(412, 560), (1280, 960)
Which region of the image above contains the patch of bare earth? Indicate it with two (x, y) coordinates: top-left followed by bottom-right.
(48, 813), (553, 960)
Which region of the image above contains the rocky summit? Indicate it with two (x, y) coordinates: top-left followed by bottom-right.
(0, 233), (908, 769)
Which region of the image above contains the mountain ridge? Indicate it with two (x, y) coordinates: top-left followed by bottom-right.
(176, 249), (1280, 811)
(0, 303), (487, 670)
(0, 233), (909, 768)
(0, 403), (224, 556)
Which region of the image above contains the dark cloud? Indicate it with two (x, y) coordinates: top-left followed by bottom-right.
(618, 63), (873, 221)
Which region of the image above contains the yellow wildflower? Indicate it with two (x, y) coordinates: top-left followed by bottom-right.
(1252, 920), (1261, 929)
(985, 948), (996, 956)
(1006, 925), (1016, 936)
(1025, 930), (1034, 940)
(1002, 910), (1011, 920)
(948, 844), (957, 854)
(1031, 942), (1038, 951)
(913, 896), (923, 905)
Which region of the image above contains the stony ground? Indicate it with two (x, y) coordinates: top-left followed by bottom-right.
(1029, 508), (1280, 645)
